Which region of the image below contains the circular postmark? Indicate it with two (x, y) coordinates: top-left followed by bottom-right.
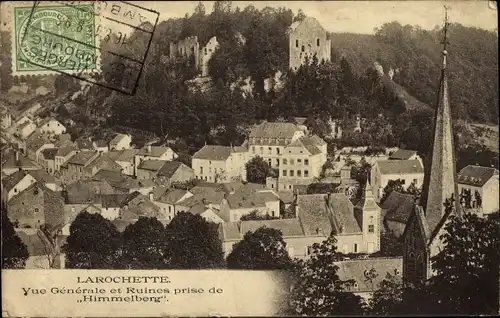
(16, 5), (96, 72)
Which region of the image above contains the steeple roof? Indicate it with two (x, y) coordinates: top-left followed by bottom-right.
(419, 10), (461, 241)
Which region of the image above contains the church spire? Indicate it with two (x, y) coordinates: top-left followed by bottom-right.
(420, 6), (461, 235)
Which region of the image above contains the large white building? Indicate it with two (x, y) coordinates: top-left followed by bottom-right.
(192, 145), (248, 182)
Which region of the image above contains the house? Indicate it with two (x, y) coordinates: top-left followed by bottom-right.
(28, 169), (62, 192)
(153, 188), (193, 220)
(93, 140), (109, 153)
(457, 165), (499, 215)
(156, 161), (195, 186)
(38, 117), (66, 135)
(381, 191), (415, 237)
(287, 17), (331, 71)
(335, 257), (403, 300)
(54, 146), (78, 172)
(118, 192), (165, 221)
(107, 149), (138, 176)
(134, 145), (178, 176)
(40, 148), (58, 174)
(220, 186), (381, 259)
(63, 180), (115, 221)
(109, 133), (132, 151)
(188, 204), (224, 223)
(175, 185), (227, 212)
(219, 189), (281, 222)
(25, 131), (54, 164)
(61, 151), (121, 184)
(92, 169), (156, 195)
(1, 150), (40, 176)
(1, 170), (37, 203)
(192, 145), (248, 182)
(389, 149), (421, 162)
(7, 182), (65, 229)
(53, 133), (74, 148)
(100, 193), (130, 220)
(16, 120), (37, 139)
(370, 160), (424, 202)
(136, 160), (166, 180)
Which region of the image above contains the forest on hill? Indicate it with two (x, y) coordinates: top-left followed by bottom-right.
(1, 2), (498, 166)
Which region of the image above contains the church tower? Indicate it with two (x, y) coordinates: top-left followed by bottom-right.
(358, 181), (381, 253)
(402, 8), (461, 285)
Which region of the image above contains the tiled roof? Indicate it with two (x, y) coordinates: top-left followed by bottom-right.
(109, 133), (129, 146)
(177, 186), (225, 207)
(18, 121), (33, 130)
(94, 140), (108, 147)
(75, 138), (94, 150)
(2, 151), (39, 169)
(41, 148), (58, 160)
(335, 257), (403, 293)
(66, 151), (99, 166)
(101, 193), (129, 208)
(188, 204), (211, 215)
(122, 201), (163, 220)
(297, 194), (332, 236)
(389, 149), (418, 160)
(328, 193), (361, 234)
(66, 180), (115, 204)
(26, 132), (51, 152)
(136, 146), (172, 157)
(382, 192), (415, 224)
(157, 188), (190, 204)
(457, 165), (499, 187)
(56, 146), (77, 157)
(286, 137), (322, 155)
(304, 144), (322, 155)
(376, 160), (424, 175)
(137, 159), (166, 171)
(137, 179), (157, 188)
(93, 169), (134, 190)
(192, 145), (232, 161)
(249, 122), (301, 139)
(151, 185), (169, 200)
(241, 219), (304, 238)
(54, 134), (72, 148)
(107, 149), (138, 162)
(225, 191), (279, 209)
(86, 154), (122, 172)
(277, 191), (295, 204)
(2, 170), (29, 192)
(157, 161), (185, 178)
(28, 169), (57, 184)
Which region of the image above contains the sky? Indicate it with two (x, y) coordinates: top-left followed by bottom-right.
(141, 0), (498, 34)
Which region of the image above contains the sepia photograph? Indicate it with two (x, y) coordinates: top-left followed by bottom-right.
(1, 0), (499, 316)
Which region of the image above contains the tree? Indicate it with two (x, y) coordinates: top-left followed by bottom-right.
(293, 9), (306, 22)
(63, 212), (123, 269)
(240, 210), (278, 221)
(380, 179), (405, 203)
(122, 217), (168, 269)
(351, 157), (372, 185)
(378, 231), (404, 257)
(369, 273), (404, 315)
(429, 213), (500, 315)
(245, 156), (271, 184)
(288, 235), (366, 315)
(1, 205), (29, 269)
(164, 212), (225, 269)
(227, 226), (292, 270)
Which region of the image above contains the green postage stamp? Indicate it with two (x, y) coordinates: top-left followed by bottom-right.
(11, 1), (99, 75)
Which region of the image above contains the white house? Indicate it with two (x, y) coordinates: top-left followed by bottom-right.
(192, 145), (248, 182)
(1, 170), (37, 203)
(457, 165), (499, 215)
(134, 145), (178, 176)
(109, 133), (132, 151)
(370, 159), (424, 202)
(17, 121), (37, 139)
(108, 149), (139, 176)
(38, 118), (66, 135)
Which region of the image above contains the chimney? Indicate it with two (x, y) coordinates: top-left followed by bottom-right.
(15, 151), (19, 162)
(147, 145), (152, 153)
(202, 198), (207, 205)
(149, 192), (154, 201)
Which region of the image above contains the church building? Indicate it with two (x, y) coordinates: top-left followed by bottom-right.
(402, 12), (462, 285)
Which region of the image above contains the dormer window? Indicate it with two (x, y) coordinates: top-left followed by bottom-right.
(353, 282), (358, 288)
(395, 269), (401, 275)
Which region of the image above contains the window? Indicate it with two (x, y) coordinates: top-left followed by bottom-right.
(200, 167), (203, 174)
(209, 167), (212, 173)
(271, 184), (274, 188)
(413, 178), (418, 185)
(276, 148), (280, 155)
(297, 170), (302, 177)
(317, 38), (320, 46)
(252, 147), (255, 154)
(260, 147), (263, 154)
(290, 159), (294, 165)
(205, 48), (207, 55)
(304, 170), (309, 177)
(290, 170), (294, 177)
(209, 176), (212, 181)
(401, 179), (406, 185)
(354, 244), (358, 253)
(289, 185), (292, 189)
(283, 159), (288, 165)
(295, 39), (299, 47)
(268, 159), (272, 166)
(304, 159), (309, 165)
(276, 159), (280, 166)
(297, 159), (302, 164)
(268, 147), (272, 154)
(368, 225), (375, 233)
(14, 188), (17, 193)
(209, 161), (212, 165)
(34, 208), (39, 213)
(301, 45), (305, 52)
(283, 170), (287, 177)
